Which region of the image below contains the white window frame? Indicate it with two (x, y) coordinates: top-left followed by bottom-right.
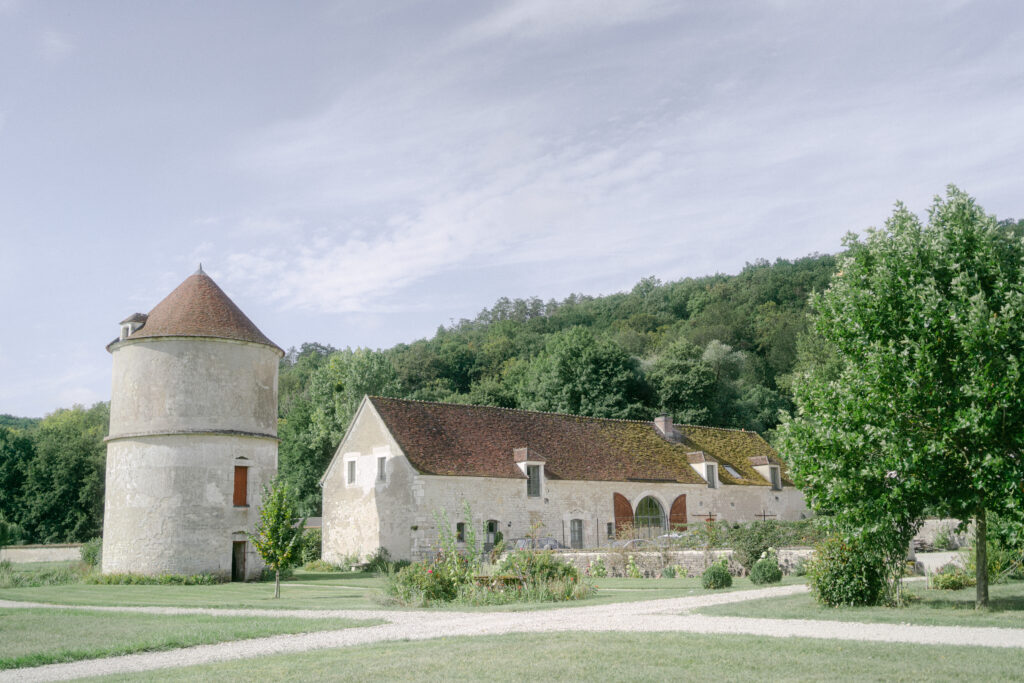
(526, 464), (541, 497)
(346, 459), (356, 486)
(377, 456), (387, 483)
(769, 465), (782, 490)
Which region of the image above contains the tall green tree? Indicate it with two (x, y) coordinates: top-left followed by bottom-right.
(780, 187), (1024, 607)
(646, 339), (715, 424)
(517, 327), (650, 419)
(248, 478), (305, 598)
(20, 403), (108, 543)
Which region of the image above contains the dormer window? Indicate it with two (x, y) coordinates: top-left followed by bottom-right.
(514, 446), (545, 499)
(769, 465), (782, 490)
(705, 463), (718, 489)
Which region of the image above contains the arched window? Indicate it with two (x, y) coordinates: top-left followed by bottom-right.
(634, 496), (665, 538)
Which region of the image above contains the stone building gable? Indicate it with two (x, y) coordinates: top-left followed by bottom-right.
(367, 396), (789, 486)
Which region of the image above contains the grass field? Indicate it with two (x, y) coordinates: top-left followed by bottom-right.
(0, 608), (379, 670)
(84, 631), (1023, 682)
(697, 580), (1024, 628)
(0, 570), (805, 612)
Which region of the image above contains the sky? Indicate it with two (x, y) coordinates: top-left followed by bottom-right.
(1, 1), (1022, 418)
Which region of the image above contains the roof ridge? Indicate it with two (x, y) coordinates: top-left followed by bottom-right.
(366, 395), (759, 433)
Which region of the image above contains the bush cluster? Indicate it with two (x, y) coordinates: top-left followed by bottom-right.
(808, 535), (885, 607)
(80, 537), (102, 568)
(302, 559), (341, 572)
(749, 551), (783, 585)
(84, 572), (224, 585)
(386, 549), (591, 606)
(930, 563), (975, 591)
(701, 558), (732, 589)
(301, 529), (322, 564)
(0, 559), (88, 588)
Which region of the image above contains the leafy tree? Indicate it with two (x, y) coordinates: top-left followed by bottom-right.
(20, 403), (108, 543)
(248, 478), (306, 598)
(517, 327), (650, 419)
(0, 426), (33, 530)
(646, 339), (715, 423)
(781, 187), (1024, 607)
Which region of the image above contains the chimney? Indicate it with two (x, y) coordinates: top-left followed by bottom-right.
(654, 414), (678, 441)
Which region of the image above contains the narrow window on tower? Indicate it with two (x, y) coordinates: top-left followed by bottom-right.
(233, 466), (248, 507)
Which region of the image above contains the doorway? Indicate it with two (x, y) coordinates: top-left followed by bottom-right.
(232, 541), (246, 582)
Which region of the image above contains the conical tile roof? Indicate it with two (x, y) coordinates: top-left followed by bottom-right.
(126, 268), (281, 353)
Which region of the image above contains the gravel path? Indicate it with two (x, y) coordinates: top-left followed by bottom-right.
(4, 584), (1024, 682)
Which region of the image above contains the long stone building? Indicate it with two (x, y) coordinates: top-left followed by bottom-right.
(102, 267), (282, 580)
(321, 396), (808, 562)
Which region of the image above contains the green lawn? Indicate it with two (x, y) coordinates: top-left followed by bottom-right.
(0, 608), (379, 670)
(86, 631), (1023, 682)
(697, 579), (1024, 628)
(0, 571), (805, 612)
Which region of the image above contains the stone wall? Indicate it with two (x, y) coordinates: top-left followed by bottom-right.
(556, 547), (814, 577)
(0, 544), (82, 563)
(322, 404), (811, 563)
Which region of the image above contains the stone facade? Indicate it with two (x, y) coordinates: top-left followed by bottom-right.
(102, 270), (281, 580)
(322, 398), (810, 563)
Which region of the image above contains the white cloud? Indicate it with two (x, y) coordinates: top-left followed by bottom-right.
(456, 0), (680, 43)
(39, 29), (73, 62)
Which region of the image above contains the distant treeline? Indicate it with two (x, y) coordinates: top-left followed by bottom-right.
(6, 218), (1020, 540)
(275, 253), (839, 515)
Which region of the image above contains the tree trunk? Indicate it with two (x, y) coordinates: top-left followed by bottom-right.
(975, 506), (989, 609)
(275, 568), (281, 599)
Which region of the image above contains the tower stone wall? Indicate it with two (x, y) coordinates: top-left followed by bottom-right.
(102, 269), (282, 579)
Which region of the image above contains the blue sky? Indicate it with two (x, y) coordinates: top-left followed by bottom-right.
(1, 0), (1022, 417)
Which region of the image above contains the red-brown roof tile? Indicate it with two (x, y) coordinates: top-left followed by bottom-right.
(368, 397), (788, 485)
(116, 268), (281, 353)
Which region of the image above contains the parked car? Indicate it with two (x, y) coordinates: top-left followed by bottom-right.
(511, 536), (566, 550)
(610, 538), (658, 550)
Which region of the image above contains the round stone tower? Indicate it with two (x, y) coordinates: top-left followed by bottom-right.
(102, 266), (283, 580)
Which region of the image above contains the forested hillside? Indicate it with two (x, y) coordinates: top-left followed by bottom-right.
(276, 253), (838, 513)
(7, 219), (1019, 537)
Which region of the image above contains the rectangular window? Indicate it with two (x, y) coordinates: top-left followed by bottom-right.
(607, 522), (614, 540)
(347, 460), (356, 485)
(770, 466), (782, 490)
(233, 466), (248, 506)
(526, 465), (541, 497)
(705, 463), (717, 489)
(570, 519), (583, 549)
(377, 456), (386, 482)
(456, 522), (465, 542)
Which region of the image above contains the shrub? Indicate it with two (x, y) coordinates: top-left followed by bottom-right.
(808, 535), (886, 607)
(259, 566), (293, 582)
(80, 537), (102, 567)
(701, 558), (732, 589)
(0, 559), (89, 588)
(625, 555), (642, 579)
(302, 559), (340, 572)
(589, 558), (607, 578)
(749, 551), (783, 585)
(301, 529), (322, 564)
(661, 565), (677, 579)
(930, 563), (975, 590)
(364, 547), (393, 573)
(84, 572), (223, 585)
(385, 560), (462, 605)
(933, 525), (954, 551)
(498, 550), (579, 584)
(793, 557), (809, 577)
